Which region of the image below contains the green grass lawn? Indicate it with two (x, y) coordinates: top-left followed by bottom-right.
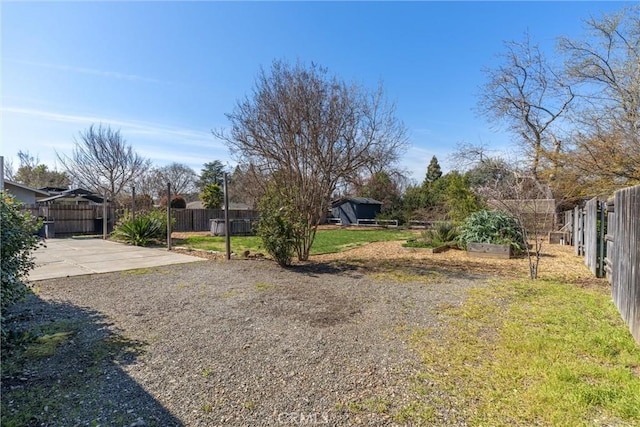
(174, 228), (415, 255)
(400, 279), (640, 426)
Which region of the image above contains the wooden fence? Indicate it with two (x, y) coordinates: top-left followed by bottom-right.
(562, 185), (640, 344)
(23, 204), (114, 235)
(606, 185), (640, 344)
(172, 209), (259, 232)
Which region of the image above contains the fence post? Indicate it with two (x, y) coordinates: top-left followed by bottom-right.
(224, 172), (231, 261)
(103, 192), (108, 240)
(597, 200), (606, 278)
(167, 182), (172, 250)
(131, 185), (136, 222)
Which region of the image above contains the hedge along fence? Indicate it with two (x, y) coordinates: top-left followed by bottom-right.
(171, 209), (259, 232)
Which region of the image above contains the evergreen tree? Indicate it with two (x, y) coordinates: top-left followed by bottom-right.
(198, 161), (226, 190)
(425, 156), (443, 184)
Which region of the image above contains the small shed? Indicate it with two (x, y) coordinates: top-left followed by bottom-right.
(330, 197), (382, 226)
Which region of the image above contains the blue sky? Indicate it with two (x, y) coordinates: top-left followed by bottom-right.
(1, 1), (632, 183)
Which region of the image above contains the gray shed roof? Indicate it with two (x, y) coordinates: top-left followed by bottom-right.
(331, 197), (382, 208)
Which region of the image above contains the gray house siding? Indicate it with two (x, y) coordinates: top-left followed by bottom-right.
(4, 181), (50, 205)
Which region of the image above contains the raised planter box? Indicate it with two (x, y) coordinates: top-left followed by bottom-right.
(467, 242), (512, 259)
(404, 244), (451, 254)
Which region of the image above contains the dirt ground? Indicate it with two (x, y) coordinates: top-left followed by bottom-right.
(2, 237), (601, 426)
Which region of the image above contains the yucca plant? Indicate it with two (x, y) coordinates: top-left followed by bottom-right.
(404, 221), (461, 249)
(113, 215), (163, 247)
(422, 221), (460, 247)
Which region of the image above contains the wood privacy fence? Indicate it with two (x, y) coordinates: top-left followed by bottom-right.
(21, 206), (259, 234)
(23, 204), (115, 235)
(171, 209), (259, 232)
(562, 185), (640, 344)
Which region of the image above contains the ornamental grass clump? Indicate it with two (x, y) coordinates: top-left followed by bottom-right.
(458, 210), (526, 253)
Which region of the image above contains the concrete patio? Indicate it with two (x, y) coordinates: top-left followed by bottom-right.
(29, 238), (203, 281)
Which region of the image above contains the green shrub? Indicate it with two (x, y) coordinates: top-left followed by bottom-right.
(113, 209), (170, 246)
(256, 186), (301, 267)
(159, 194), (187, 209)
(458, 210), (526, 252)
(1, 192), (42, 343)
(170, 195), (186, 209)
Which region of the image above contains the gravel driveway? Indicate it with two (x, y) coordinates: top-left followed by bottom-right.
(3, 258), (486, 426)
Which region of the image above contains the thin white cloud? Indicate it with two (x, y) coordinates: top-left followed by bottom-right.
(1, 106), (226, 150)
(5, 58), (169, 85)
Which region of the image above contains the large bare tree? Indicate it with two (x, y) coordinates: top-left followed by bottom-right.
(559, 5), (640, 188)
(57, 124), (150, 200)
(478, 34), (574, 182)
(154, 163), (198, 196)
(215, 60), (408, 260)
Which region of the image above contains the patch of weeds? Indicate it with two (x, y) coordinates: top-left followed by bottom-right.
(121, 268), (152, 276)
(2, 319), (147, 427)
(24, 331), (74, 359)
(407, 279), (640, 425)
(202, 368), (214, 378)
(201, 403), (212, 413)
(175, 282), (192, 290)
(254, 282), (275, 291)
(88, 335), (146, 365)
(219, 290), (242, 298)
(393, 401), (436, 424)
(242, 401), (256, 410)
(345, 398), (390, 415)
(346, 401), (364, 414)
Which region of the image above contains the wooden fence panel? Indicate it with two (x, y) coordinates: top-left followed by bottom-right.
(22, 204), (114, 235)
(574, 206), (584, 256)
(583, 198), (606, 277)
(605, 199), (615, 283)
(584, 198), (597, 274)
(610, 185), (640, 344)
(563, 210), (574, 245)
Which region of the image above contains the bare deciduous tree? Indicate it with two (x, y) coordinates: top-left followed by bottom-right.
(559, 5), (640, 186)
(215, 60), (408, 260)
(57, 124), (150, 200)
(485, 169), (557, 279)
(478, 34), (574, 181)
(154, 163), (198, 196)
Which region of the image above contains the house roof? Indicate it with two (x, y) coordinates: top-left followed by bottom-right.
(4, 180), (51, 196)
(331, 197), (383, 208)
(38, 188), (107, 204)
